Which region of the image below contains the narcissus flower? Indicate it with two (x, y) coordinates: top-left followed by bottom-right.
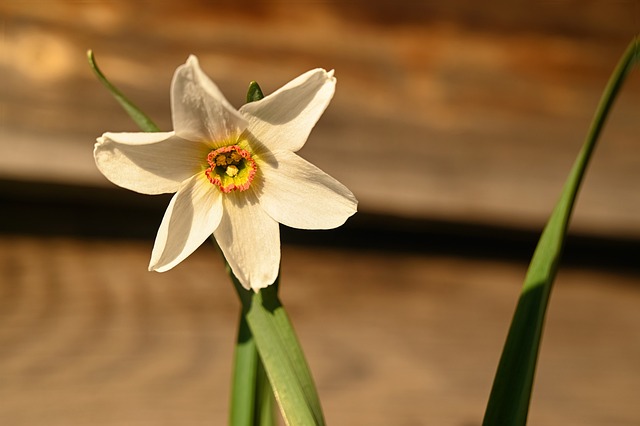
(94, 56), (357, 291)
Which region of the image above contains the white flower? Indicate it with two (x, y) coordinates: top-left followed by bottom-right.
(94, 56), (357, 291)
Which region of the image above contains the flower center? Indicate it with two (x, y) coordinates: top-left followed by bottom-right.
(205, 145), (256, 193)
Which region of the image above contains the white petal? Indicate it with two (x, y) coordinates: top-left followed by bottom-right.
(258, 150), (357, 229)
(94, 132), (207, 194)
(239, 69), (336, 153)
(172, 55), (247, 143)
(214, 192), (280, 291)
(149, 174), (223, 272)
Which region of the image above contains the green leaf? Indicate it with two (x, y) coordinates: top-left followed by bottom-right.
(230, 314), (276, 426)
(87, 50), (160, 133)
(482, 38), (640, 426)
(247, 81), (265, 103)
(254, 358), (277, 426)
(230, 272), (325, 426)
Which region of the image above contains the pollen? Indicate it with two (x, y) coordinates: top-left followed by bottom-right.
(225, 165), (239, 177)
(215, 155), (228, 166)
(205, 145), (256, 193)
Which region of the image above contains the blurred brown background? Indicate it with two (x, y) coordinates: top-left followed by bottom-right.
(1, 1), (640, 425)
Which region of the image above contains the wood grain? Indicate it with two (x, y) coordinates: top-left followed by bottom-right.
(0, 236), (638, 425)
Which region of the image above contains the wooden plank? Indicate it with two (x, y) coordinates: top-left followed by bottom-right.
(0, 236), (638, 425)
(1, 2), (639, 236)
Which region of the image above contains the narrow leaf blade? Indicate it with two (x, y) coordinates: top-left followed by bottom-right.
(230, 314), (259, 425)
(482, 38), (639, 426)
(87, 50), (160, 133)
(231, 272), (325, 426)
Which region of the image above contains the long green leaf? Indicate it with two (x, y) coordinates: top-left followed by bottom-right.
(230, 271), (325, 426)
(230, 313), (276, 426)
(88, 54), (324, 425)
(255, 357), (277, 426)
(482, 37), (639, 426)
(87, 50), (160, 133)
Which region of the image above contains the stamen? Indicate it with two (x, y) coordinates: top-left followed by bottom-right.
(205, 145), (256, 193)
(215, 155), (227, 166)
(226, 165), (239, 177)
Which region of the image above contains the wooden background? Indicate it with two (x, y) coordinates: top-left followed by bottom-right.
(3, 1), (640, 235)
(1, 1), (640, 424)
